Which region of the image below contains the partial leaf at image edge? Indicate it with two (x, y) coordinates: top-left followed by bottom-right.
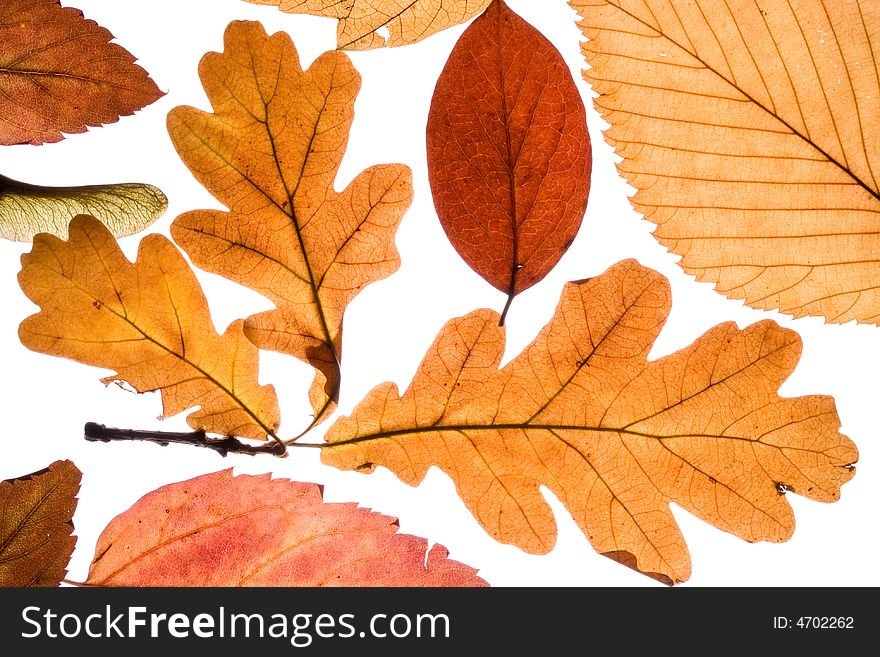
(323, 259), (857, 584)
(0, 0), (163, 145)
(0, 460), (81, 587)
(572, 0), (880, 324)
(169, 21), (412, 430)
(0, 174), (167, 241)
(87, 469), (488, 586)
(427, 0), (592, 322)
(18, 215), (281, 442)
(244, 0), (492, 50)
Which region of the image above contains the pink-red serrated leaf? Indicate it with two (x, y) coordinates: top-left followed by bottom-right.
(427, 0), (591, 320)
(0, 460), (81, 587)
(86, 469), (487, 586)
(0, 0), (163, 145)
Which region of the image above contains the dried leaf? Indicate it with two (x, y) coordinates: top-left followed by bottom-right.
(0, 174), (166, 242)
(323, 259), (857, 584)
(572, 0), (880, 323)
(0, 0), (163, 145)
(87, 469), (487, 586)
(427, 0), (591, 321)
(245, 0), (492, 50)
(169, 21), (412, 426)
(18, 215), (281, 441)
(0, 460), (81, 587)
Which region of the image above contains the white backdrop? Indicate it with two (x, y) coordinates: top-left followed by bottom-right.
(0, 0), (876, 588)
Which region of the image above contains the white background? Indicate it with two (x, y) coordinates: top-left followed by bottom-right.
(0, 0), (877, 588)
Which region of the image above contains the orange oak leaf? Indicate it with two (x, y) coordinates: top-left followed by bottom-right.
(572, 0), (880, 324)
(0, 460), (81, 587)
(0, 0), (162, 145)
(86, 469), (488, 586)
(323, 259), (857, 584)
(244, 0), (492, 50)
(427, 0), (591, 323)
(169, 21), (412, 428)
(18, 215), (281, 441)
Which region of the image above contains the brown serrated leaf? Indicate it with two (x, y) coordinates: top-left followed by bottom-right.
(87, 469), (488, 586)
(18, 215), (281, 441)
(169, 21), (412, 428)
(427, 0), (591, 322)
(0, 0), (163, 145)
(572, 0), (880, 324)
(323, 259), (857, 584)
(244, 0), (492, 50)
(0, 460), (81, 587)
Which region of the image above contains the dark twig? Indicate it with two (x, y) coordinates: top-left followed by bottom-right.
(83, 422), (287, 457)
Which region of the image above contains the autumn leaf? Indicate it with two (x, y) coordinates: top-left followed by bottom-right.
(323, 259), (857, 584)
(169, 21), (412, 428)
(427, 0), (591, 323)
(18, 215), (281, 442)
(244, 0), (492, 50)
(0, 460), (80, 587)
(86, 469), (487, 586)
(572, 0), (880, 324)
(0, 0), (163, 145)
(0, 174), (166, 241)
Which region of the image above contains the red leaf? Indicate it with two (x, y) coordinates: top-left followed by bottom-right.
(426, 0), (591, 320)
(87, 469), (488, 587)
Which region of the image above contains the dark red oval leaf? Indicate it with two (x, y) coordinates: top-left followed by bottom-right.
(426, 0), (591, 321)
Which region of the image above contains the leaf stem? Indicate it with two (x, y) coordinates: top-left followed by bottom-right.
(83, 422), (288, 457)
(499, 263), (521, 326)
(499, 290), (515, 326)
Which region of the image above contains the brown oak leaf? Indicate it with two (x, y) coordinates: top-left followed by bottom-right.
(169, 21), (412, 428)
(323, 259), (857, 584)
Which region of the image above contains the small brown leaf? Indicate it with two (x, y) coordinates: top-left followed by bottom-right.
(323, 259), (857, 584)
(169, 21), (412, 427)
(87, 469), (488, 586)
(244, 0), (492, 50)
(427, 0), (591, 321)
(18, 215), (281, 441)
(0, 0), (163, 145)
(0, 460), (81, 587)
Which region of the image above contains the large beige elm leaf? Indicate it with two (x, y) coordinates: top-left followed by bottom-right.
(572, 0), (880, 323)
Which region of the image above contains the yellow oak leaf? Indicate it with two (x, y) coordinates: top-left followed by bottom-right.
(18, 215), (281, 441)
